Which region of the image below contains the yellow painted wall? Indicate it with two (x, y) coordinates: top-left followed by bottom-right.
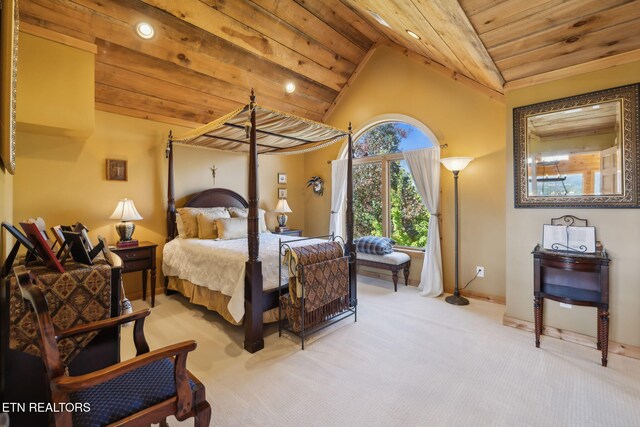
(305, 46), (507, 299)
(505, 60), (640, 346)
(16, 33), (94, 138)
(14, 111), (305, 298)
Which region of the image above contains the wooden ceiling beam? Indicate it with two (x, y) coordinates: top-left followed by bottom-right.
(95, 83), (216, 124)
(95, 62), (241, 117)
(96, 102), (203, 129)
(488, 1), (640, 62)
(293, 0), (382, 51)
(252, 0), (367, 65)
(139, 0), (346, 92)
(71, 0), (338, 104)
(478, 0), (632, 49)
(465, 0), (566, 35)
(347, 0), (471, 74)
(498, 18), (640, 81)
(22, 0), (335, 116)
(95, 41), (325, 121)
(410, 0), (505, 91)
(503, 48), (640, 91)
(201, 0), (359, 70)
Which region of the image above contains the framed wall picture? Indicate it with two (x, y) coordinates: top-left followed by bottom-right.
(1, 0), (18, 174)
(277, 172), (287, 184)
(278, 188), (287, 199)
(106, 159), (128, 181)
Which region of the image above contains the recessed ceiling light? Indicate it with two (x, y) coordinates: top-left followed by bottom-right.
(367, 10), (391, 28)
(406, 30), (421, 40)
(285, 82), (296, 94)
(135, 22), (155, 39)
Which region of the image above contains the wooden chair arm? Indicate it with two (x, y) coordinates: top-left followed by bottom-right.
(56, 309), (151, 340)
(51, 340), (197, 393)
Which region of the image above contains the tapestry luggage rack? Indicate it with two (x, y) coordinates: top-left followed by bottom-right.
(278, 235), (356, 349)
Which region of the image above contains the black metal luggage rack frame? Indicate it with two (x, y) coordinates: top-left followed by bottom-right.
(278, 234), (356, 349)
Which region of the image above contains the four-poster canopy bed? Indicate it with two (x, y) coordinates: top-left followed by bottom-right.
(164, 91), (356, 353)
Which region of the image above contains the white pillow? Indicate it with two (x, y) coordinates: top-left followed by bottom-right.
(216, 217), (248, 240)
(197, 209), (231, 239)
(175, 213), (185, 238)
(227, 207), (268, 233)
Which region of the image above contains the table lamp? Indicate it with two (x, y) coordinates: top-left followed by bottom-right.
(440, 157), (474, 306)
(109, 198), (143, 247)
(275, 198), (292, 231)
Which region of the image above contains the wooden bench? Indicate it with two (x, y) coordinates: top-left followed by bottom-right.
(356, 251), (411, 292)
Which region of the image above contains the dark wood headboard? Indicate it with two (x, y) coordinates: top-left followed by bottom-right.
(167, 188), (248, 240)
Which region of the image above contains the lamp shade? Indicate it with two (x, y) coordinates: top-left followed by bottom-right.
(109, 199), (143, 221)
(275, 198), (292, 213)
(440, 157), (474, 172)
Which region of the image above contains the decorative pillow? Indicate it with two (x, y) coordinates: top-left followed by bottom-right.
(176, 207), (229, 238)
(216, 217), (248, 240)
(227, 207), (268, 233)
(175, 214), (185, 238)
(354, 236), (396, 255)
(176, 208), (201, 238)
(196, 209), (231, 239)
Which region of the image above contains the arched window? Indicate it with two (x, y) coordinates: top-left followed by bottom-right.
(352, 121), (435, 248)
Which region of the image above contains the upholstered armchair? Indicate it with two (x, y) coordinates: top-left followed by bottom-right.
(13, 265), (211, 426)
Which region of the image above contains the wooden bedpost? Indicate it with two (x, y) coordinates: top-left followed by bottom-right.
(244, 89), (264, 353)
(166, 132), (176, 241)
(346, 123), (357, 307)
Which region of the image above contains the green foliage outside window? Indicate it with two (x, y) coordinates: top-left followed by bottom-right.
(353, 123), (430, 248)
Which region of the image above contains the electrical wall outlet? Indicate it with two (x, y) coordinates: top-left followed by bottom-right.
(476, 266), (485, 278)
(559, 303), (572, 309)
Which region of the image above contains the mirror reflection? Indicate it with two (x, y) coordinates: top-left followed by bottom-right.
(527, 101), (621, 197)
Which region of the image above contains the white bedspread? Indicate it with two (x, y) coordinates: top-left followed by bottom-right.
(162, 233), (326, 322)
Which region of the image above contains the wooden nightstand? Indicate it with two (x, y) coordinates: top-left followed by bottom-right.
(272, 228), (303, 237)
(111, 241), (158, 307)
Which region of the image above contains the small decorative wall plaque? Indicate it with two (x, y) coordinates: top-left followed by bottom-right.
(106, 159), (128, 181)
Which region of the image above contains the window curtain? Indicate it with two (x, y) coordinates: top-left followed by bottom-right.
(329, 158), (348, 238)
(403, 148), (443, 297)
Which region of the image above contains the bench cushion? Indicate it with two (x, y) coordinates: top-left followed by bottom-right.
(355, 236), (395, 255)
(357, 251), (410, 265)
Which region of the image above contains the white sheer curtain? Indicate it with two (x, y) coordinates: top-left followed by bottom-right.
(403, 148), (443, 297)
(329, 159), (348, 238)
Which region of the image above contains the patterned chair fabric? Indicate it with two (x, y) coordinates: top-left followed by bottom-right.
(9, 258), (112, 365)
(71, 357), (196, 427)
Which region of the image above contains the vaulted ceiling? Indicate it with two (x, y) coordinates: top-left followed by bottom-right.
(19, 0), (640, 127)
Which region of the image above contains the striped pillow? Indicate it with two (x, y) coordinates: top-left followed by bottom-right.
(355, 236), (395, 255)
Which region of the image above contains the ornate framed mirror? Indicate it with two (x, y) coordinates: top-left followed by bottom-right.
(514, 83), (639, 208)
(1, 0), (18, 175)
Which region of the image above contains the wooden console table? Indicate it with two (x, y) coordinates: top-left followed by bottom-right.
(532, 245), (611, 366)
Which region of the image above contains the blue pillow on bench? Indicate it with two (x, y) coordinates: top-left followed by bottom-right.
(355, 236), (395, 255)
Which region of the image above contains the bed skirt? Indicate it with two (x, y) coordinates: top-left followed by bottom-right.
(167, 277), (280, 325)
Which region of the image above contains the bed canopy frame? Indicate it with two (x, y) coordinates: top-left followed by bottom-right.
(165, 90), (356, 353)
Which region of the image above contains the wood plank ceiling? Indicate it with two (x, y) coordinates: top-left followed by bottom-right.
(18, 0), (640, 127)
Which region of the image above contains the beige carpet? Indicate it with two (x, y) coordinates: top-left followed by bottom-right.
(124, 276), (640, 426)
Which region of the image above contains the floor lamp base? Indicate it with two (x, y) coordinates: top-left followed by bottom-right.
(445, 294), (469, 306)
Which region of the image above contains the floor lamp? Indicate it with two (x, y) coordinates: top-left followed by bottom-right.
(441, 157), (474, 306)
